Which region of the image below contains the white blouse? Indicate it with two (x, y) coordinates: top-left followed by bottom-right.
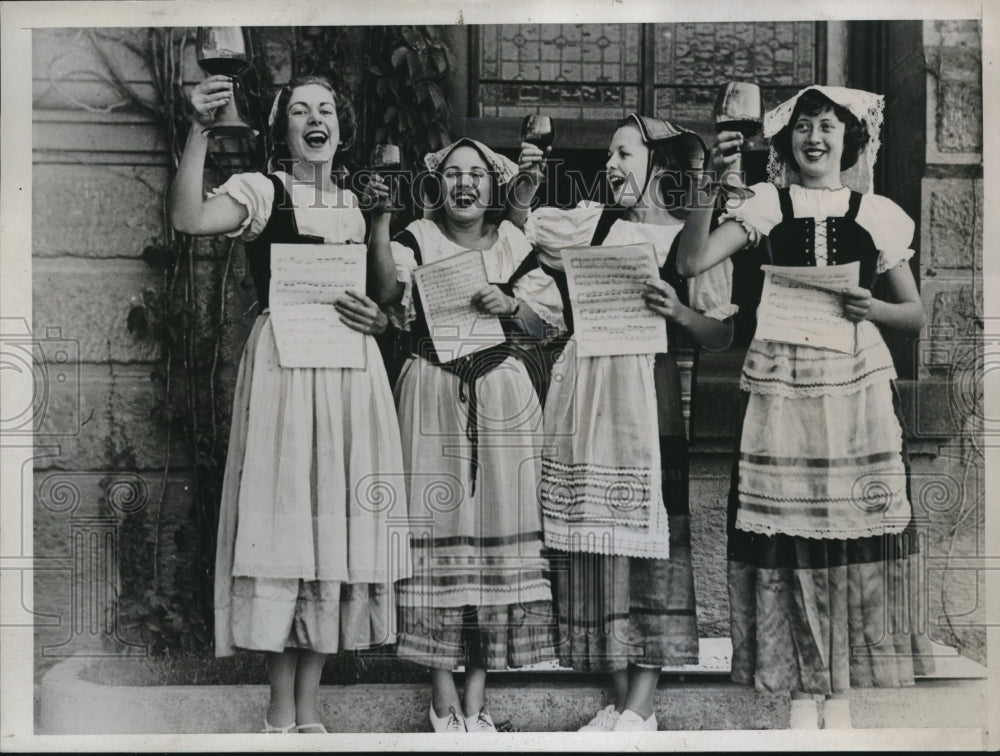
(389, 219), (565, 333)
(721, 182), (916, 274)
(525, 201), (738, 322)
(210, 171), (367, 245)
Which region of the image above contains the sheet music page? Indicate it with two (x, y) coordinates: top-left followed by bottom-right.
(755, 262), (860, 354)
(412, 247), (506, 360)
(268, 243), (368, 369)
(562, 243), (668, 357)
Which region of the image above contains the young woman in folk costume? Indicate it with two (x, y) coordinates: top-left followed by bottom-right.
(513, 114), (736, 731)
(367, 138), (564, 732)
(676, 86), (933, 729)
(170, 75), (411, 734)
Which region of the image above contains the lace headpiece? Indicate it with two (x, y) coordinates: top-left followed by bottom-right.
(764, 86), (884, 194)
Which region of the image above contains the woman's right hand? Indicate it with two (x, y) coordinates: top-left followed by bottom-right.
(510, 141), (549, 210)
(517, 142), (548, 185)
(708, 131), (744, 180)
(190, 76), (233, 128)
(363, 175), (393, 215)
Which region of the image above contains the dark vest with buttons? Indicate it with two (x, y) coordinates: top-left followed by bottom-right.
(732, 187), (880, 345)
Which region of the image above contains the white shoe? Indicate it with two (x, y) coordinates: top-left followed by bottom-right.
(464, 707), (497, 732)
(578, 704), (620, 731)
(822, 698), (853, 729)
(429, 705), (466, 733)
(789, 698), (820, 730)
(612, 709), (657, 732)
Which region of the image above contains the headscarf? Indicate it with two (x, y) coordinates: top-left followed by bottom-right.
(423, 137), (519, 185)
(763, 85), (885, 194)
(620, 113), (707, 207)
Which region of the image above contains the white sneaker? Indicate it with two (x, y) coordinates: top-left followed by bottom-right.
(464, 707), (497, 732)
(612, 709), (657, 732)
(429, 705), (466, 733)
(578, 704), (621, 731)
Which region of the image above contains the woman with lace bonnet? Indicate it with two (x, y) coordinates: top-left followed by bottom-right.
(677, 86), (933, 729)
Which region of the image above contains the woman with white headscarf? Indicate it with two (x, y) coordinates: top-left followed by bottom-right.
(367, 138), (564, 733)
(677, 86), (933, 729)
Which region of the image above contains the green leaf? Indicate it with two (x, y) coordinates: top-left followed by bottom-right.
(369, 64), (383, 76)
(431, 47), (448, 74)
(383, 105), (398, 123)
(427, 82), (446, 112)
(406, 50), (423, 79)
(414, 81), (428, 104)
(376, 78), (387, 99)
(390, 46), (408, 69)
(141, 244), (170, 268)
(401, 27), (423, 49)
(126, 306), (148, 338)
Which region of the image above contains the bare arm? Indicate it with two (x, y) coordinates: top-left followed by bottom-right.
(644, 280), (733, 351)
(842, 261), (925, 333)
(505, 142), (547, 230)
(364, 176), (405, 305)
(676, 131), (750, 277)
(168, 77), (249, 236)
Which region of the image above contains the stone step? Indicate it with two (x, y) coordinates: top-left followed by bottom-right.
(40, 656), (988, 736)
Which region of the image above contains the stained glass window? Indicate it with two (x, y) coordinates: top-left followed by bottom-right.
(476, 22), (819, 123)
(653, 22), (817, 122)
(477, 24), (642, 118)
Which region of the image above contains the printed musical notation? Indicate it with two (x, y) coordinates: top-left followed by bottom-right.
(412, 248), (505, 360)
(562, 243), (668, 357)
(268, 243), (368, 368)
(755, 262), (860, 354)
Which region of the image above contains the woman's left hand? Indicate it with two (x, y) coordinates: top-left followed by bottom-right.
(335, 290), (389, 334)
(644, 279), (684, 321)
(472, 285), (518, 316)
(841, 286), (874, 322)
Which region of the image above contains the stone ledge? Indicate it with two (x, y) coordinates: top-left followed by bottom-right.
(40, 656), (988, 735)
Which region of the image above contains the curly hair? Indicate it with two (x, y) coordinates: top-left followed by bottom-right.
(770, 88), (870, 172)
(268, 75), (357, 178)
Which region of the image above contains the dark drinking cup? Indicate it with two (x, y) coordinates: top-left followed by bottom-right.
(196, 27), (258, 140)
(713, 82), (763, 198)
(520, 115), (555, 150)
(371, 144), (403, 210)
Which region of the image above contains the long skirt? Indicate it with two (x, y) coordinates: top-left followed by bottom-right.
(727, 388), (935, 694)
(551, 434), (699, 672)
(392, 355), (556, 670)
(214, 314), (411, 656)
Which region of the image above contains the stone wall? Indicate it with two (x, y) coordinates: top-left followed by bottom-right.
(32, 28), (233, 663)
(913, 19), (985, 663)
(920, 21), (983, 368)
